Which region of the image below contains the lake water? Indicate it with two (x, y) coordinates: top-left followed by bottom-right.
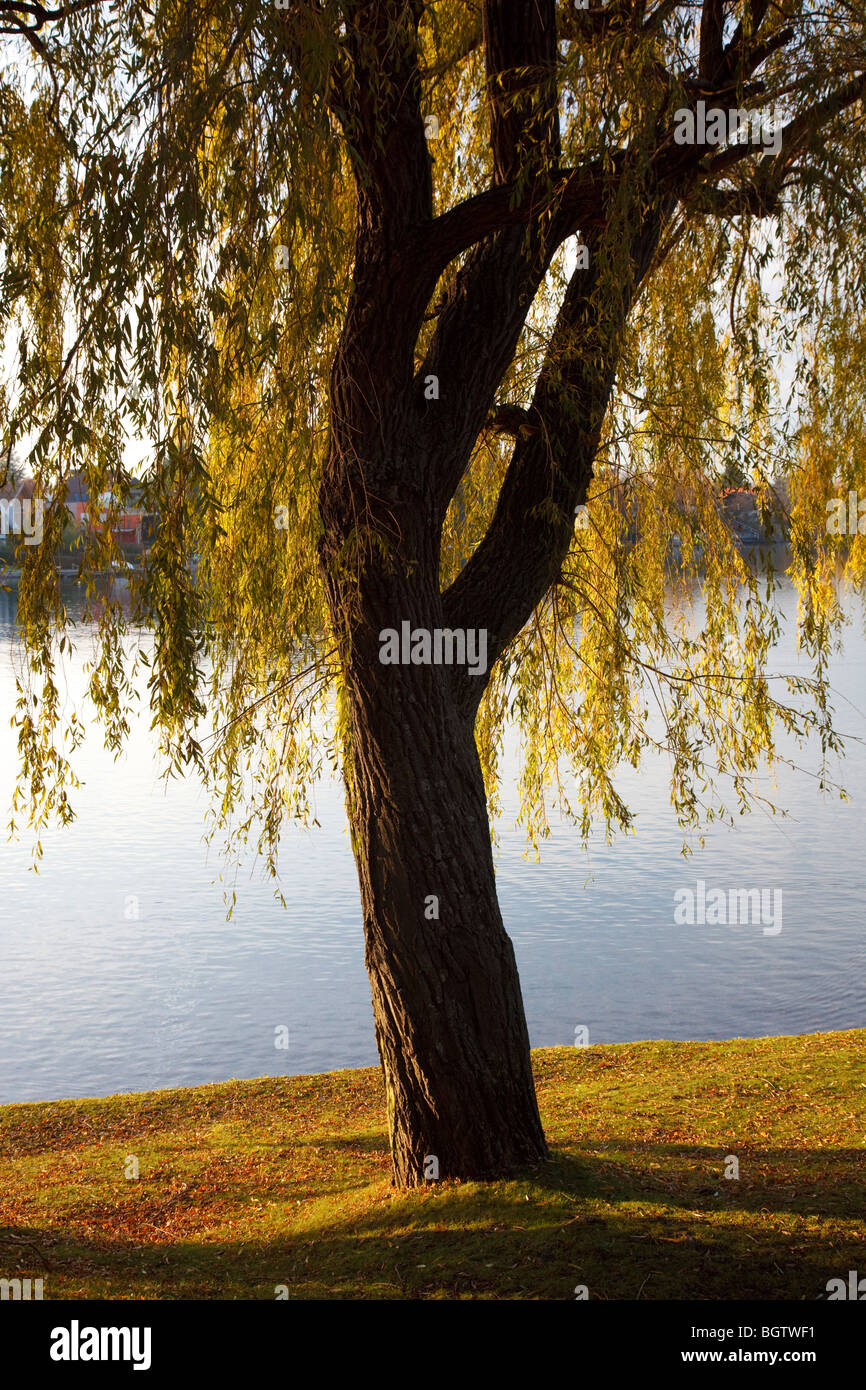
(0, 579), (864, 1104)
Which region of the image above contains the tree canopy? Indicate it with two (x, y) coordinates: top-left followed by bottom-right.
(3, 0), (862, 866)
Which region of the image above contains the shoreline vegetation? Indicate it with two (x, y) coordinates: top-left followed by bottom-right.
(1, 1031), (863, 1301)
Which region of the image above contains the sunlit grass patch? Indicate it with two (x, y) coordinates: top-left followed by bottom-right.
(1, 1031), (863, 1299)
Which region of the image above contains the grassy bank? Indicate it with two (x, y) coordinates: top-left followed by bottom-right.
(1, 1031), (864, 1300)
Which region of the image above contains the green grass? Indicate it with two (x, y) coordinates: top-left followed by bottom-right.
(1, 1031), (864, 1300)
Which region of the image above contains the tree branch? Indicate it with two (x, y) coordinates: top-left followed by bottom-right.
(321, 1), (438, 524)
(404, 1), (569, 519)
(330, 0), (432, 234)
(483, 0), (560, 185)
(775, 70), (866, 166)
(699, 0), (725, 84)
(442, 207), (668, 707)
(417, 157), (609, 274)
(718, 0), (770, 87)
(685, 68), (866, 218)
(0, 0), (101, 47)
(558, 0), (647, 41)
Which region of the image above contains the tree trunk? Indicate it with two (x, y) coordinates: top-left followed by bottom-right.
(319, 521), (548, 1186)
(353, 673), (547, 1186)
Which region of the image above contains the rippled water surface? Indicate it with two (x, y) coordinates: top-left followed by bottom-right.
(1, 580), (864, 1103)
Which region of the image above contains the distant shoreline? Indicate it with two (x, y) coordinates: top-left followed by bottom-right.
(1, 564), (142, 585)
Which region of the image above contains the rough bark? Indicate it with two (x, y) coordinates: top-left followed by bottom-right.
(319, 499), (547, 1185)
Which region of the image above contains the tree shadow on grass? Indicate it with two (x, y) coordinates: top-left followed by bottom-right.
(541, 1142), (866, 1218)
(1, 1140), (863, 1300)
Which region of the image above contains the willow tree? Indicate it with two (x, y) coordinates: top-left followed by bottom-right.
(2, 0), (865, 1183)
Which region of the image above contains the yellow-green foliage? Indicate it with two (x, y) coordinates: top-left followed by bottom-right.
(1, 1), (864, 879)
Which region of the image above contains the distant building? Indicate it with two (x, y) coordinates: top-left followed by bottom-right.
(63, 474), (155, 550)
(719, 486), (788, 545)
(64, 471), (90, 523)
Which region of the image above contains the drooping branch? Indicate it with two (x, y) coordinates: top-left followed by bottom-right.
(325, 0), (866, 585)
(429, 13), (866, 708)
(414, 6), (859, 314)
(435, 40), (866, 695)
(419, 9), (482, 81)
